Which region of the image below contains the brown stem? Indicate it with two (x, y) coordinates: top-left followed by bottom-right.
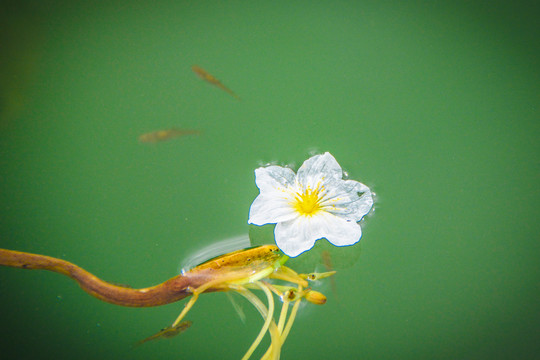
(0, 248), (216, 307)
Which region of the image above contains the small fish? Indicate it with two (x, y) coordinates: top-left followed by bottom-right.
(192, 65), (241, 100)
(138, 128), (200, 143)
(135, 320), (193, 347)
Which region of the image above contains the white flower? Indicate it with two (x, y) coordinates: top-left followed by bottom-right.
(248, 152), (373, 257)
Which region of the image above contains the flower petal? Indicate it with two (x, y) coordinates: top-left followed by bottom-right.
(321, 180), (373, 221)
(249, 165), (298, 225)
(317, 213), (363, 247)
(297, 152), (343, 189)
(274, 211), (363, 257)
(248, 193), (297, 225)
(254, 166), (296, 193)
(274, 218), (318, 257)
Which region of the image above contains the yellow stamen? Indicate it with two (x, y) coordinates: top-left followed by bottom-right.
(293, 184), (324, 216)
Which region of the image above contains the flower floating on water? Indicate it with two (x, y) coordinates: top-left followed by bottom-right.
(248, 152), (374, 257)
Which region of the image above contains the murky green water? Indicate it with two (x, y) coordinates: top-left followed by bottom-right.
(1, 1), (539, 359)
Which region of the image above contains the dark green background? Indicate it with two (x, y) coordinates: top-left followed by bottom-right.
(1, 1), (539, 359)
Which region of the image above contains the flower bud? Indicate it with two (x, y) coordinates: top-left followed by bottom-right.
(304, 290), (327, 305)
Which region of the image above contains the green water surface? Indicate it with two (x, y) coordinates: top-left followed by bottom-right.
(1, 1), (539, 359)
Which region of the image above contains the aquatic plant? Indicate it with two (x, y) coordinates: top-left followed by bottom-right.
(0, 245), (334, 359)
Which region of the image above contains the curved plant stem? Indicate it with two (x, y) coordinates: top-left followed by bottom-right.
(0, 248), (204, 307)
(277, 297), (290, 334)
(280, 285), (303, 345)
(236, 282), (280, 360)
(236, 288), (280, 360)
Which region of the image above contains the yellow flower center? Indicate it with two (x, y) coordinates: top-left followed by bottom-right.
(293, 185), (323, 216)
